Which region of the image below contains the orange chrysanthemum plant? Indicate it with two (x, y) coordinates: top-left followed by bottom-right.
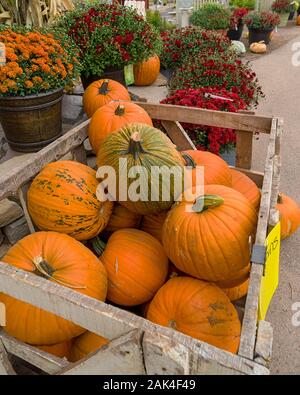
(0, 27), (81, 96)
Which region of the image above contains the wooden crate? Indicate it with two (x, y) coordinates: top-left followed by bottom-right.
(0, 103), (282, 375)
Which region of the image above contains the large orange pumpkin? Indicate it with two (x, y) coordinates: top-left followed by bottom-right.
(276, 193), (300, 239)
(89, 101), (153, 154)
(214, 263), (250, 289)
(147, 277), (241, 353)
(230, 169), (261, 211)
(140, 211), (168, 242)
(182, 150), (232, 187)
(70, 331), (109, 362)
(97, 123), (185, 215)
(28, 160), (113, 241)
(221, 278), (249, 302)
(98, 229), (168, 306)
(0, 231), (108, 345)
(104, 204), (141, 235)
(133, 55), (160, 86)
(37, 341), (73, 360)
(83, 79), (131, 118)
(162, 185), (257, 282)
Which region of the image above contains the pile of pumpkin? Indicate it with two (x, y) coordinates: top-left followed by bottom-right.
(1, 79), (299, 364)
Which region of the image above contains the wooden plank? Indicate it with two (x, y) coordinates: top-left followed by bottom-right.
(238, 118), (277, 360)
(230, 167), (264, 189)
(72, 142), (87, 165)
(0, 262), (266, 374)
(0, 339), (16, 375)
(0, 331), (68, 374)
(254, 321), (273, 367)
(161, 120), (196, 150)
(235, 131), (253, 169)
(17, 187), (35, 234)
(135, 102), (273, 133)
(60, 330), (145, 375)
(0, 120), (89, 201)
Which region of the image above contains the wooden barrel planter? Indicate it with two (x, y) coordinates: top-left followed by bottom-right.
(0, 88), (63, 153)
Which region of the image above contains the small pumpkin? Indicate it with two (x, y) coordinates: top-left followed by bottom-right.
(83, 79), (131, 118)
(0, 231), (108, 345)
(36, 341), (73, 360)
(140, 211), (168, 242)
(28, 160), (113, 241)
(276, 193), (300, 239)
(104, 204), (142, 235)
(230, 168), (261, 211)
(96, 229), (168, 306)
(147, 277), (241, 354)
(297, 15), (300, 25)
(89, 101), (153, 154)
(97, 123), (185, 215)
(221, 278), (249, 302)
(250, 41), (267, 54)
(162, 185), (257, 282)
(133, 55), (160, 86)
(70, 331), (109, 362)
(182, 150), (232, 187)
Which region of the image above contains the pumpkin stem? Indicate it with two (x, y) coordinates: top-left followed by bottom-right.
(92, 236), (106, 256)
(99, 79), (109, 95)
(115, 104), (125, 116)
(192, 194), (224, 213)
(277, 193), (283, 204)
(168, 319), (177, 330)
(122, 131), (148, 160)
(182, 152), (196, 168)
(32, 256), (86, 290)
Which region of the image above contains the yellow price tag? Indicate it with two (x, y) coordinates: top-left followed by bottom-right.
(258, 222), (281, 320)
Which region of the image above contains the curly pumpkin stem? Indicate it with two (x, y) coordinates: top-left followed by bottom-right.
(99, 79), (109, 95)
(32, 256), (86, 290)
(122, 131), (149, 160)
(115, 104), (125, 116)
(192, 194), (224, 213)
(182, 152), (196, 168)
(92, 236), (106, 256)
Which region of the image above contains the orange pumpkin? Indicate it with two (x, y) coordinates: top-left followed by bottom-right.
(162, 185), (257, 282)
(276, 193), (300, 239)
(140, 211), (168, 242)
(36, 341), (73, 360)
(104, 204), (142, 235)
(221, 278), (249, 302)
(230, 169), (260, 211)
(147, 277), (241, 353)
(214, 263), (251, 289)
(297, 15), (300, 25)
(70, 331), (109, 362)
(83, 79), (131, 118)
(182, 150), (232, 187)
(0, 231), (107, 345)
(89, 101), (153, 154)
(133, 55), (160, 86)
(99, 229), (168, 306)
(28, 160), (113, 241)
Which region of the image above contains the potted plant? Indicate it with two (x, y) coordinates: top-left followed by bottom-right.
(56, 3), (161, 89)
(190, 3), (232, 31)
(243, 10), (281, 45)
(0, 26), (80, 152)
(227, 7), (249, 41)
(272, 0), (291, 26)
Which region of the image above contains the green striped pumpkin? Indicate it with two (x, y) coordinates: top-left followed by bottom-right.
(28, 160), (113, 240)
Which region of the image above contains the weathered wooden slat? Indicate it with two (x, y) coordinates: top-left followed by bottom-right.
(235, 131), (253, 169)
(254, 320), (273, 367)
(17, 187), (35, 234)
(72, 142), (87, 165)
(0, 339), (16, 375)
(135, 102), (273, 133)
(161, 120), (196, 150)
(60, 330), (145, 375)
(238, 118), (278, 360)
(0, 120), (89, 200)
(0, 330), (68, 374)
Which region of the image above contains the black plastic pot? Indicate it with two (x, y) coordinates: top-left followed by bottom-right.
(227, 22), (244, 41)
(81, 68), (126, 90)
(160, 68), (174, 82)
(248, 27), (273, 45)
(289, 11), (295, 20)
